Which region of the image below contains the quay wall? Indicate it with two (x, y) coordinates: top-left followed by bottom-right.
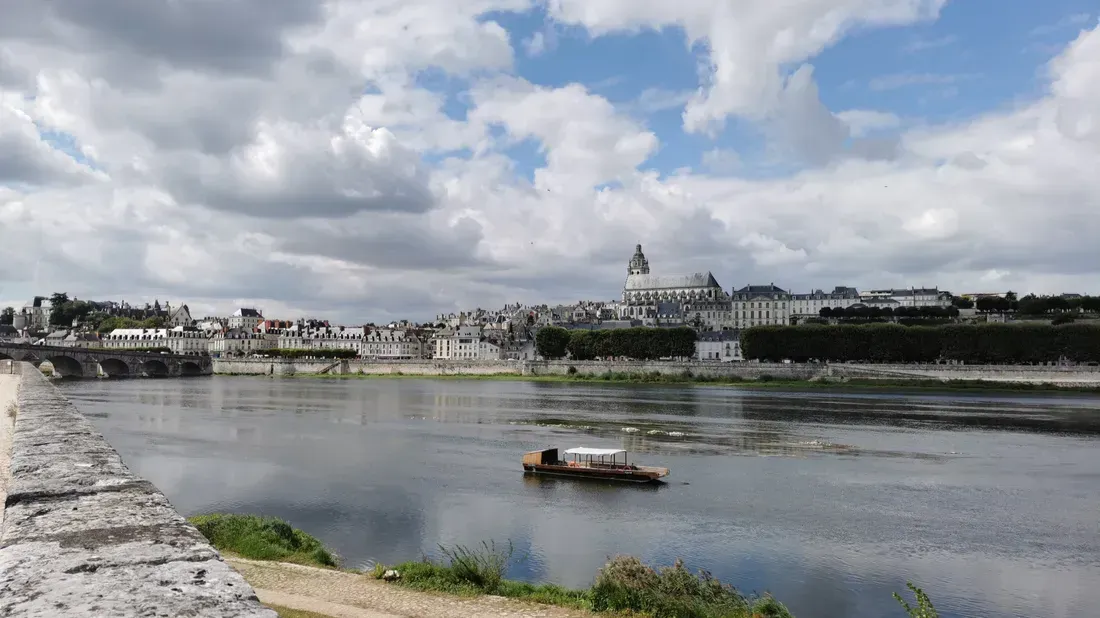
(213, 358), (822, 380)
(0, 362), (275, 617)
(213, 358), (1100, 385)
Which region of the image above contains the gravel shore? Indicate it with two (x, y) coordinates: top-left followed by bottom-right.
(227, 557), (595, 618)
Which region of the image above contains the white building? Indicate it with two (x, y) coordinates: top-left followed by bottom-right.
(20, 297), (52, 331)
(790, 287), (861, 318)
(362, 328), (422, 359)
(432, 328), (455, 359)
(208, 328), (270, 357)
(695, 331), (742, 362)
(860, 288), (951, 308)
(620, 245), (730, 328)
(228, 308), (263, 330)
(731, 285), (791, 328)
(100, 327), (209, 355)
(442, 325), (501, 360)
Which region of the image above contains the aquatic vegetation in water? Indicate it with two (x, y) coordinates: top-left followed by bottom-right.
(893, 581), (939, 618)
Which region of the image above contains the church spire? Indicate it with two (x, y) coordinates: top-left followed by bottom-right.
(628, 244), (650, 275)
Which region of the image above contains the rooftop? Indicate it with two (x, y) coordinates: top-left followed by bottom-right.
(625, 273), (722, 291)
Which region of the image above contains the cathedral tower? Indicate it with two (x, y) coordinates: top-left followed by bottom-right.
(628, 244), (650, 275)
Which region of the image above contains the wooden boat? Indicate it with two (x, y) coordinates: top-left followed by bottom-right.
(522, 447), (670, 484)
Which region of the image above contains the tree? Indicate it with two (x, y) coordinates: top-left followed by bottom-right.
(951, 296), (974, 309)
(535, 326), (571, 360)
(0, 307), (13, 326)
(819, 307), (833, 318)
(49, 292), (70, 307)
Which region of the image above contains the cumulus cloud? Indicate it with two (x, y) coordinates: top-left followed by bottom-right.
(0, 2), (1099, 323)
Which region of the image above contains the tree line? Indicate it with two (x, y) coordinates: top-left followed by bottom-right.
(535, 326), (697, 360)
(742, 323), (1100, 364)
(819, 306), (960, 319)
(960, 293), (1100, 315)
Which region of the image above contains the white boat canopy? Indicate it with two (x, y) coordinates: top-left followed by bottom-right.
(564, 447), (627, 457)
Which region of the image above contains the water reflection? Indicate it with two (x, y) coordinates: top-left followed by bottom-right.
(59, 377), (1100, 618)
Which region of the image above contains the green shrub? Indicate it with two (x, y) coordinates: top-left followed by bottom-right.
(188, 513), (337, 567)
(590, 556), (771, 618)
(567, 365), (578, 375)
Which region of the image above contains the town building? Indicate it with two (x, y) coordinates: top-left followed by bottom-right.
(19, 297), (52, 332)
(208, 328), (269, 357)
(443, 325), (502, 360)
(361, 328), (422, 359)
(860, 288), (951, 308)
(695, 331), (743, 362)
(620, 245), (730, 328)
(228, 308), (264, 330)
(167, 304), (194, 327)
(100, 327), (209, 355)
(790, 287), (861, 318)
(730, 284), (791, 328)
(432, 328), (455, 359)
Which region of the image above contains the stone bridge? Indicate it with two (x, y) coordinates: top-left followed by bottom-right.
(0, 343), (212, 379)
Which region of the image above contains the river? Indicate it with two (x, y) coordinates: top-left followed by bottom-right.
(60, 377), (1100, 618)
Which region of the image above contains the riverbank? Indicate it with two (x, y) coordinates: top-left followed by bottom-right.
(282, 371), (1100, 394)
(213, 358), (1100, 392)
(193, 514), (795, 618)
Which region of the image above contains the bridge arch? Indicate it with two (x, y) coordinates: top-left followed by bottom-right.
(0, 352), (11, 361)
(99, 358), (130, 378)
(141, 359), (170, 377)
(180, 361), (203, 377)
(42, 355), (84, 378)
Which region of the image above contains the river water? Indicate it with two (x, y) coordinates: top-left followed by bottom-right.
(60, 377), (1100, 618)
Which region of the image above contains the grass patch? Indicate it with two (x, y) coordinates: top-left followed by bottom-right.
(6, 402), (16, 420)
(266, 604), (337, 618)
(188, 514), (337, 568)
(375, 543), (794, 617)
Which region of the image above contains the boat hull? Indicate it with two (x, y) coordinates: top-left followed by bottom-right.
(523, 464), (666, 484)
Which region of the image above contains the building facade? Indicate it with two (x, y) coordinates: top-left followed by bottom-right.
(790, 287), (861, 318)
(228, 308), (264, 330)
(101, 327), (209, 355)
(860, 288), (951, 308)
(361, 328), (422, 359)
(695, 331), (743, 362)
(731, 285), (791, 328)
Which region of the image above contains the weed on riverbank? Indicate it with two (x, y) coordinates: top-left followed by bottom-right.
(189, 514), (337, 567)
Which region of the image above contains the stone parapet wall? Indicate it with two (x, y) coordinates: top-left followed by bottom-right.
(0, 363), (275, 617)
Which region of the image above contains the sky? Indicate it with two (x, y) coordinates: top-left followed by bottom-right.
(1, 1), (1098, 324)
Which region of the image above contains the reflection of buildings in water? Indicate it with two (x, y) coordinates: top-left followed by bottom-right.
(619, 422), (836, 458)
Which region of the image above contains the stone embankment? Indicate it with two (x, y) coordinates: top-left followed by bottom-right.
(213, 358), (822, 380)
(0, 362), (275, 617)
(213, 358), (1100, 386)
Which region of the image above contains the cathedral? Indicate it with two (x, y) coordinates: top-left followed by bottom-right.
(620, 245), (731, 328)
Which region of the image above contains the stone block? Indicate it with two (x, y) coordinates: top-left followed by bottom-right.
(0, 544), (276, 617)
(2, 487), (195, 547)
